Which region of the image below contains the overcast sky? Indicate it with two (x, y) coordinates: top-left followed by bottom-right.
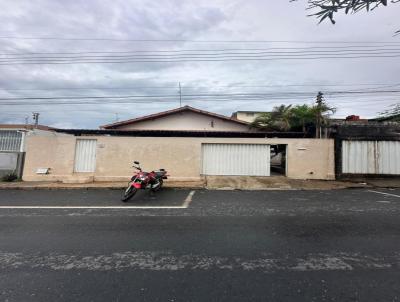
(0, 0), (399, 128)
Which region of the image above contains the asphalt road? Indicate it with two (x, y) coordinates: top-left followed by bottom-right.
(0, 188), (400, 301)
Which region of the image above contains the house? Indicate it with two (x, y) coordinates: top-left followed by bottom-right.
(21, 104), (335, 183)
(0, 124), (54, 178)
(101, 106), (252, 132)
(231, 111), (267, 123)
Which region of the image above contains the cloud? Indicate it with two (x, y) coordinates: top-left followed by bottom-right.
(0, 0), (399, 128)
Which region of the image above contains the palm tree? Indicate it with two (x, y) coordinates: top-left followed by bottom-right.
(250, 112), (276, 130)
(270, 105), (293, 131)
(251, 105), (293, 131)
(313, 102), (336, 125)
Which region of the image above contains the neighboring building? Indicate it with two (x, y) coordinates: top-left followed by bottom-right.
(334, 124), (400, 177)
(0, 124), (54, 131)
(0, 124), (54, 178)
(369, 114), (400, 123)
(101, 106), (252, 132)
(231, 111), (267, 123)
(329, 115), (369, 126)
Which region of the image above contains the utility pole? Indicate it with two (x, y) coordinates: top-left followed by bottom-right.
(315, 92), (324, 139)
(32, 112), (40, 128)
(114, 113), (119, 122)
(179, 82), (182, 107)
(24, 116), (29, 127)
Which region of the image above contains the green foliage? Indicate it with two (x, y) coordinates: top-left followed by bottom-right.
(251, 102), (336, 132)
(251, 105), (293, 131)
(290, 104), (316, 131)
(312, 102), (337, 124)
(1, 173), (18, 182)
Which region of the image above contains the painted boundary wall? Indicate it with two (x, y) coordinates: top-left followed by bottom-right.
(22, 132), (335, 182)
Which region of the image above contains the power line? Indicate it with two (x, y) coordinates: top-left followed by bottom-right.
(2, 49), (400, 59)
(3, 47), (400, 57)
(3, 45), (400, 56)
(1, 89), (400, 100)
(1, 54), (400, 65)
(1, 36), (400, 44)
(1, 83), (398, 91)
(2, 51), (400, 65)
(0, 93), (398, 106)
(2, 46), (400, 65)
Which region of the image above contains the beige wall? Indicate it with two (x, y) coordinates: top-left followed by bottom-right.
(115, 111), (250, 132)
(234, 112), (263, 123)
(23, 132), (335, 182)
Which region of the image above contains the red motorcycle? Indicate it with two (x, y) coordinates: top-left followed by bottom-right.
(121, 161), (168, 202)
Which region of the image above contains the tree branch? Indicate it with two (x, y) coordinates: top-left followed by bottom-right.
(292, 0), (399, 32)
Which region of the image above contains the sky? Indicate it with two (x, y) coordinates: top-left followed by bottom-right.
(0, 0), (399, 128)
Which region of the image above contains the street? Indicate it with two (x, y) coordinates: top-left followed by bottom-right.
(0, 188), (400, 301)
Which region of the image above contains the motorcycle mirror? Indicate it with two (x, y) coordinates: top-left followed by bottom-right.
(134, 161), (140, 165)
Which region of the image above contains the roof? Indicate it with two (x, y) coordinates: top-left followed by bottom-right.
(0, 124), (54, 131)
(100, 106), (250, 129)
(369, 114), (400, 122)
(232, 110), (267, 114)
(56, 128), (308, 138)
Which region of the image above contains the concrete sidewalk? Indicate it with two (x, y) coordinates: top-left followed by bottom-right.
(0, 180), (204, 190)
(204, 176), (399, 190)
(0, 176), (398, 190)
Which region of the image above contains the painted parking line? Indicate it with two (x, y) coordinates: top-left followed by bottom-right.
(0, 206), (186, 209)
(182, 190), (196, 208)
(0, 190), (197, 209)
(367, 190), (400, 198)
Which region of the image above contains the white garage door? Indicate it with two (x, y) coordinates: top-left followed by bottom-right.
(202, 143), (270, 176)
(74, 139), (97, 172)
(342, 140), (400, 174)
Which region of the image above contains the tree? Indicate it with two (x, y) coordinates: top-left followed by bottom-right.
(292, 0), (400, 34)
(271, 104), (294, 131)
(290, 104), (315, 132)
(312, 96), (337, 138)
(251, 112), (276, 130)
(251, 105), (293, 131)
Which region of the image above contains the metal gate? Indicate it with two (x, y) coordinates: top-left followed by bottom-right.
(0, 130), (25, 177)
(342, 140), (400, 174)
(202, 143), (270, 176)
(0, 130), (23, 152)
(74, 139), (97, 173)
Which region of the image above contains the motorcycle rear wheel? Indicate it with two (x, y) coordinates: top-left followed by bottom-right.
(121, 187), (137, 202)
(151, 179), (163, 192)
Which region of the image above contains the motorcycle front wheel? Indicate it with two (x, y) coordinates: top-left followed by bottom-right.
(121, 186), (138, 202)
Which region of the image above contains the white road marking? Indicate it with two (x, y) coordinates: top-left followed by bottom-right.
(367, 190), (400, 198)
(0, 206), (186, 209)
(375, 200), (391, 204)
(0, 190), (197, 209)
(182, 190), (196, 208)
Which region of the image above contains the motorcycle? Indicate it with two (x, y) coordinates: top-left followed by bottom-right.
(121, 161), (168, 202)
